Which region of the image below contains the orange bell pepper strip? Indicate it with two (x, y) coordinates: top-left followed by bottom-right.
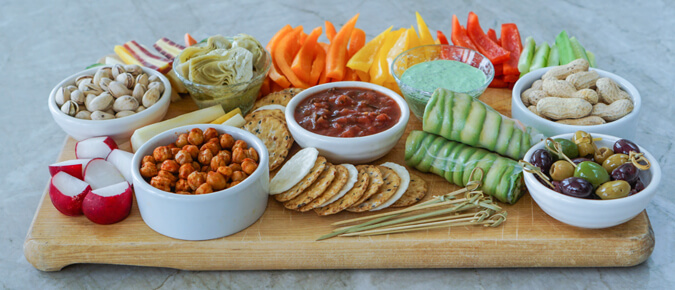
(466, 12), (511, 64)
(269, 80), (284, 93)
(344, 68), (359, 81)
(275, 26), (310, 88)
(325, 21), (337, 42)
(266, 25), (293, 88)
(258, 77), (271, 98)
(437, 30), (449, 45)
(415, 12), (435, 45)
(450, 15), (477, 51)
(184, 33), (197, 47)
(310, 45), (326, 85)
(326, 14), (359, 80)
(347, 26), (392, 73)
(291, 26), (322, 84)
(347, 28), (366, 58)
(318, 43), (331, 84)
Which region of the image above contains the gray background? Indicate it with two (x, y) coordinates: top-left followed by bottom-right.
(1, 0), (673, 288)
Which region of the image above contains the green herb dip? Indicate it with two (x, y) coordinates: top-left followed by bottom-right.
(400, 60), (486, 94)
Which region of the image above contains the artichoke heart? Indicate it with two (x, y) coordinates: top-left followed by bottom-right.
(206, 35), (232, 50)
(232, 34), (265, 71)
(178, 46), (209, 65)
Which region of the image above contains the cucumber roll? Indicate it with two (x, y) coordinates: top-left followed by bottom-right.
(405, 131), (525, 204)
(422, 88), (534, 160)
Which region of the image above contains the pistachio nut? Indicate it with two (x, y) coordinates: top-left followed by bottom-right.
(116, 72), (135, 89)
(70, 89), (85, 105)
(142, 87), (161, 107)
(148, 81), (165, 94)
(85, 93), (98, 109)
(87, 93), (114, 112)
(81, 83), (103, 96)
(75, 110), (92, 120)
(93, 68), (112, 86)
(132, 83), (146, 102)
(136, 105), (146, 113)
(60, 100), (79, 116)
(107, 81), (132, 98)
(111, 64), (125, 79)
(113, 95), (140, 112)
(66, 85), (78, 93)
(77, 78), (92, 91)
(75, 75), (93, 87)
(105, 108), (115, 115)
(91, 110), (115, 120)
(115, 110), (136, 118)
(99, 77), (112, 92)
(124, 64), (143, 76)
(55, 87), (71, 106)
(135, 73), (149, 87)
(148, 74), (160, 83)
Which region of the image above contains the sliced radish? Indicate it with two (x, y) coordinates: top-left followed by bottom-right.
(83, 181), (133, 225)
(84, 158), (126, 190)
(75, 136), (118, 159)
(48, 159), (91, 180)
(49, 171), (91, 216)
(106, 149), (134, 184)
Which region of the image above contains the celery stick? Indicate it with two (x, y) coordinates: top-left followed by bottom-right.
(518, 36), (536, 75)
(569, 36), (589, 62)
(528, 42), (550, 72)
(547, 45), (559, 67)
(555, 30), (575, 65)
(586, 50), (597, 67)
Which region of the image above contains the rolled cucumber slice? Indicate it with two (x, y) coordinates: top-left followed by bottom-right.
(460, 101), (487, 146)
(430, 140), (458, 176)
(483, 157), (510, 195)
(439, 91), (455, 138)
(477, 109), (501, 151)
(443, 141), (467, 183)
(505, 128), (523, 160)
(461, 150), (490, 186)
(405, 131), (435, 166)
(418, 136), (447, 172)
(452, 146), (477, 186)
(422, 90), (444, 134)
(494, 118), (515, 155)
(449, 93), (473, 141)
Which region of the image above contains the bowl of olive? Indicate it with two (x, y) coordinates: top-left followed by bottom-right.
(523, 132), (661, 229)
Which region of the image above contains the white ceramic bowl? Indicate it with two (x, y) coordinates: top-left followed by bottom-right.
(131, 124), (269, 240)
(512, 67), (641, 140)
(48, 66), (172, 142)
(285, 81), (410, 164)
(524, 133), (661, 229)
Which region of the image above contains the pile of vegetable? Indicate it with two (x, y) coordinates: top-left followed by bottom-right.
(518, 30), (596, 77)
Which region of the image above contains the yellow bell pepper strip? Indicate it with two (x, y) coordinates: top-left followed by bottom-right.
(292, 26), (323, 84)
(408, 26), (421, 50)
(415, 12), (435, 45)
(386, 28), (413, 78)
(266, 25), (293, 88)
(355, 70), (370, 82)
(346, 26), (393, 73)
(347, 28), (366, 58)
(310, 45), (326, 85)
(275, 26), (310, 88)
(369, 28), (402, 85)
(326, 14), (360, 80)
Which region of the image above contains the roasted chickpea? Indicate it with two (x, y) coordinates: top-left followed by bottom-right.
(178, 163), (197, 179)
(142, 155), (156, 164)
(150, 176), (172, 192)
(161, 159), (180, 173)
(157, 170), (177, 186)
(219, 133), (235, 149)
(201, 141), (220, 156)
(217, 150), (232, 165)
(175, 178), (191, 192)
(201, 165), (210, 172)
(140, 161), (159, 178)
(231, 170), (248, 182)
(241, 158), (258, 175)
(167, 143), (177, 150)
(232, 147), (247, 164)
(192, 161), (201, 172)
(247, 147), (259, 162)
(170, 147), (180, 156)
(187, 171), (207, 190)
(175, 133), (189, 148)
(175, 149), (193, 165)
(207, 171), (227, 191)
(152, 146), (172, 163)
(187, 128), (204, 146)
(229, 181), (241, 188)
(198, 148), (214, 165)
(195, 183), (213, 195)
(232, 139), (248, 151)
(183, 144), (199, 159)
(217, 166), (233, 180)
(203, 127), (219, 141)
(155, 162), (163, 172)
(229, 163), (242, 172)
(210, 155), (228, 171)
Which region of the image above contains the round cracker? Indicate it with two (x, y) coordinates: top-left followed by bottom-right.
(371, 162), (411, 211)
(252, 88), (303, 111)
(319, 164), (358, 207)
(347, 166), (401, 212)
(346, 165), (384, 212)
(390, 173), (428, 207)
(283, 164), (336, 210)
(243, 115), (294, 171)
(274, 156), (327, 202)
(269, 147), (318, 194)
(245, 108), (285, 122)
(298, 165), (349, 212)
(314, 170), (370, 216)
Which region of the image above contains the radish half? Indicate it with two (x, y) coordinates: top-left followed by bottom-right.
(83, 181), (133, 225)
(49, 171), (91, 216)
(106, 149), (134, 184)
(84, 158), (126, 190)
(48, 159), (91, 180)
(75, 136), (118, 159)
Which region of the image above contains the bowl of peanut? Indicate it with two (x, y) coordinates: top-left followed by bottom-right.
(511, 59), (641, 140)
(130, 124), (269, 241)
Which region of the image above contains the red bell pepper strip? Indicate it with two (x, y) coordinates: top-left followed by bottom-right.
(494, 63), (504, 76)
(503, 74), (519, 83)
(466, 12), (510, 64)
(487, 28), (498, 43)
(500, 23), (523, 75)
(436, 30), (449, 45)
(488, 76), (508, 88)
(451, 15), (477, 50)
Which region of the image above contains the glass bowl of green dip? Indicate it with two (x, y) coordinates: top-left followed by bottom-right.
(391, 44), (494, 119)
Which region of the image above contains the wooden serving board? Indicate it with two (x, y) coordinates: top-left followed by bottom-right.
(24, 89), (654, 271)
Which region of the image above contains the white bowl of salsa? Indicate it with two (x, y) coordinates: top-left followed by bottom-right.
(285, 81), (410, 164)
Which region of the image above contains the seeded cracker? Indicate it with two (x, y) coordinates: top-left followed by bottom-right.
(284, 164), (336, 210)
(298, 165), (349, 212)
(314, 169), (369, 216)
(252, 88), (303, 111)
(243, 115), (294, 171)
(390, 173), (428, 207)
(245, 107), (285, 122)
(274, 156), (327, 202)
(346, 165), (384, 212)
(347, 166), (401, 212)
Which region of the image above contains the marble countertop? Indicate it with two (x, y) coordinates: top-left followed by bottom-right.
(2, 0), (673, 288)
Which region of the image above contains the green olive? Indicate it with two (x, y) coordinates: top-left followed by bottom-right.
(602, 153), (629, 174)
(596, 180), (631, 200)
(550, 160), (575, 181)
(572, 131), (595, 157)
(594, 147), (614, 164)
(547, 138), (579, 160)
(574, 161), (610, 189)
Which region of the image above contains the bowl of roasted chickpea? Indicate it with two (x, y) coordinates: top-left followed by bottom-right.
(131, 124), (269, 241)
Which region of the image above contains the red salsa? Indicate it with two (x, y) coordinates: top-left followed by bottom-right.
(294, 87), (401, 137)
